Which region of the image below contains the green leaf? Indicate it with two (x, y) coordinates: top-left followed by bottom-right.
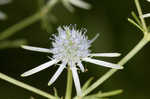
(82, 77), (94, 91)
(82, 89), (122, 99)
(131, 11), (142, 26)
(96, 89), (123, 98)
(128, 18), (144, 32)
(0, 39), (27, 49)
(147, 25), (150, 32)
(83, 95), (108, 99)
(37, 0), (57, 33)
(41, 13), (57, 33)
(37, 0), (45, 10)
(53, 87), (58, 97)
(61, 0), (75, 12)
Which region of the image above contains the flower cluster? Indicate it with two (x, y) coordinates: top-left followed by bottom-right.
(21, 25), (122, 96)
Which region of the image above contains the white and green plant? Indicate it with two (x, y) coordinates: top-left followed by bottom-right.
(0, 0), (150, 99)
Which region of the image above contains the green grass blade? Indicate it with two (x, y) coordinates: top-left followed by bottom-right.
(82, 77), (94, 91)
(131, 11), (142, 26)
(0, 39), (27, 49)
(128, 18), (144, 32)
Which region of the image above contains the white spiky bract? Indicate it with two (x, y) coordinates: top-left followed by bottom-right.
(147, 0), (150, 2)
(142, 0), (150, 18)
(142, 13), (150, 18)
(70, 0), (91, 9)
(21, 25), (123, 96)
(62, 0), (91, 12)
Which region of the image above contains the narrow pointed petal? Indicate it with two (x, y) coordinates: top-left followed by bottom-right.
(77, 61), (85, 72)
(70, 0), (91, 10)
(61, 0), (74, 12)
(89, 33), (100, 44)
(21, 45), (52, 53)
(21, 59), (59, 77)
(89, 53), (121, 57)
(48, 62), (66, 86)
(82, 58), (123, 69)
(71, 67), (82, 96)
(142, 13), (150, 18)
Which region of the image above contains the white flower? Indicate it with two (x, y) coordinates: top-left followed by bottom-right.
(21, 25), (123, 96)
(0, 0), (11, 20)
(62, 0), (91, 12)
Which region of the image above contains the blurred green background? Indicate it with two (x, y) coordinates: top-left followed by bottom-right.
(0, 0), (150, 99)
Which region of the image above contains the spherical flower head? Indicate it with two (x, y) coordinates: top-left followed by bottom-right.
(51, 26), (90, 67)
(21, 25), (123, 96)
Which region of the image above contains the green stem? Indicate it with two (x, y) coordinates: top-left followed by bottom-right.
(65, 68), (73, 99)
(83, 35), (149, 96)
(118, 36), (149, 65)
(38, 0), (49, 31)
(0, 0), (59, 40)
(97, 89), (123, 97)
(135, 0), (148, 33)
(0, 39), (27, 49)
(0, 72), (56, 99)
